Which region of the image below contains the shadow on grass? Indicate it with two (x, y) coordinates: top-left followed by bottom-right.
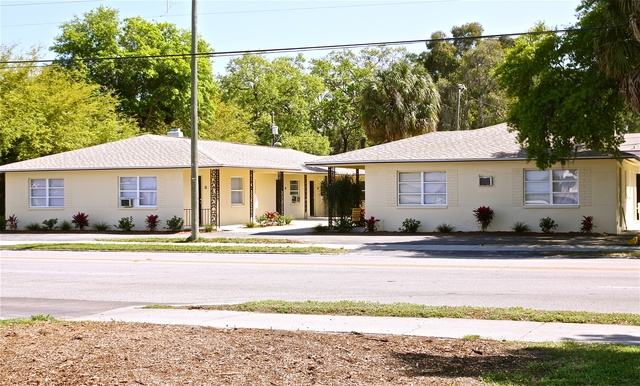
(394, 341), (640, 385)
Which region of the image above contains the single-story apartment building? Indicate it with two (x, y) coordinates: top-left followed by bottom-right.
(0, 130), (336, 230)
(307, 123), (640, 234)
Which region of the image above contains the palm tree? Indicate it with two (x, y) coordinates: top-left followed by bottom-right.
(359, 59), (440, 144)
(582, 0), (640, 113)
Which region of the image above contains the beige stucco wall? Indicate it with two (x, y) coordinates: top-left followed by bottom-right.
(363, 159), (631, 234)
(5, 169), (184, 231)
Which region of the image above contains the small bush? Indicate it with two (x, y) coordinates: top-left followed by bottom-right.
(580, 216), (595, 233)
(26, 222), (42, 231)
(145, 214), (161, 232)
(165, 215), (184, 231)
(92, 221), (110, 231)
(314, 224), (329, 233)
(59, 220), (72, 231)
(244, 221), (258, 228)
(115, 216), (135, 232)
(472, 206), (494, 232)
(539, 217), (558, 233)
(6, 214), (19, 231)
(364, 216), (379, 232)
(436, 223), (455, 233)
(283, 215), (294, 225)
(399, 218), (421, 233)
(512, 221), (531, 233)
(41, 218), (58, 230)
(71, 212), (89, 231)
(335, 217), (353, 233)
(203, 224), (214, 232)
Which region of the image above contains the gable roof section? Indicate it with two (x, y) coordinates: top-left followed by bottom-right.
(621, 133), (640, 157)
(307, 123), (634, 167)
(0, 135), (326, 173)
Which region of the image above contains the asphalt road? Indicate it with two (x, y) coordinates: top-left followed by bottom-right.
(1, 249), (639, 319)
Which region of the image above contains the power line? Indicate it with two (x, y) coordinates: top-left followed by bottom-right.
(0, 25), (623, 66)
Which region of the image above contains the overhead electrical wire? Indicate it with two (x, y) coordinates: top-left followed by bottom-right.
(0, 24), (623, 66)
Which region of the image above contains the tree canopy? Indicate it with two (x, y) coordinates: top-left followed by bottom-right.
(0, 45), (138, 165)
(360, 59), (440, 144)
(496, 1), (640, 169)
(50, 6), (217, 135)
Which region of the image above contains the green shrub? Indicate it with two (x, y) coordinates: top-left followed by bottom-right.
(472, 206), (494, 232)
(115, 216), (135, 232)
(335, 217), (353, 233)
(6, 214), (19, 231)
(165, 215), (184, 231)
(436, 223), (455, 233)
(92, 221), (110, 231)
(314, 224), (329, 233)
(59, 220), (72, 231)
(244, 221), (258, 228)
(283, 215), (294, 225)
(512, 221), (531, 233)
(41, 218), (58, 230)
(26, 222), (42, 231)
(539, 217), (558, 233)
(203, 224), (214, 232)
(399, 218), (421, 233)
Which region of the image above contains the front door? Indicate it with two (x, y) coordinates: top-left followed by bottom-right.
(309, 181), (315, 216)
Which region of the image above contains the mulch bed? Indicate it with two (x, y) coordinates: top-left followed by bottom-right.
(1, 321), (538, 385)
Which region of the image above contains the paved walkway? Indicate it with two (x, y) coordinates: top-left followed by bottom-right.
(74, 306), (640, 345)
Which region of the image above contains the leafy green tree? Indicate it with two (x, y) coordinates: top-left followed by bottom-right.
(579, 0), (640, 113)
(0, 45), (138, 165)
(199, 95), (257, 144)
(50, 6), (217, 135)
(417, 23), (510, 131)
(495, 24), (628, 169)
(311, 48), (405, 154)
(219, 54), (325, 153)
(360, 59), (440, 144)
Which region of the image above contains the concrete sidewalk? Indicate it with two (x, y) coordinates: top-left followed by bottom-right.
(72, 306), (640, 346)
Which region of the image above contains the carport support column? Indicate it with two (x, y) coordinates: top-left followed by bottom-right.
(304, 174), (308, 219)
(328, 166), (335, 229)
(210, 169), (220, 229)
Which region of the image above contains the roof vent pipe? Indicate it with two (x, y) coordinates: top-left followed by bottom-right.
(167, 128), (184, 137)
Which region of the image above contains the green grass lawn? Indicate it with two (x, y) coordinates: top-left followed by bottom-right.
(1, 243), (343, 254)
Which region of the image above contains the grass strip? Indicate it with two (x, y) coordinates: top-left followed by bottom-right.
(95, 237), (304, 244)
(482, 341), (640, 385)
(1, 243), (343, 254)
(174, 300), (640, 326)
(0, 314), (56, 326)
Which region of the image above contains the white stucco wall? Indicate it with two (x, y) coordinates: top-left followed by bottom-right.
(362, 159), (630, 234)
(5, 169), (185, 231)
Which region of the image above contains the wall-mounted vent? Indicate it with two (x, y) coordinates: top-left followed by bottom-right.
(479, 176), (493, 186)
(120, 198), (134, 207)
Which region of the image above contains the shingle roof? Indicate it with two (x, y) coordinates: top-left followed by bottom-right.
(307, 123), (635, 166)
(621, 133), (640, 157)
(0, 135), (327, 173)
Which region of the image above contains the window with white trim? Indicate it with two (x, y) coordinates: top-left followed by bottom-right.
(119, 176), (157, 207)
(398, 172), (447, 206)
(30, 179), (64, 207)
(231, 177), (243, 205)
(524, 170), (578, 205)
(290, 180), (300, 203)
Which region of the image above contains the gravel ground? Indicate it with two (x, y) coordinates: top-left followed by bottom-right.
(0, 321), (537, 385)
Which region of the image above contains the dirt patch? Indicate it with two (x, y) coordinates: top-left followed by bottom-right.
(1, 321), (538, 385)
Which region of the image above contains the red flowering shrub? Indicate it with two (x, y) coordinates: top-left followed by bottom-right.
(472, 206), (494, 232)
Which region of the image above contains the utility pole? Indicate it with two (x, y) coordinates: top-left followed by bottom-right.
(455, 83), (466, 131)
(189, 0), (199, 240)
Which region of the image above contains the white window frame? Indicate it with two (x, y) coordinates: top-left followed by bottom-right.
(231, 177), (244, 205)
(290, 180), (300, 203)
(398, 171), (447, 206)
(524, 169), (579, 206)
(30, 178), (64, 208)
(119, 176), (157, 207)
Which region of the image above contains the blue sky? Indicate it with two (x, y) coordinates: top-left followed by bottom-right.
(1, 0), (582, 74)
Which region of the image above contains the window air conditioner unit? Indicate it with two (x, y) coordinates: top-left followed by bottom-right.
(120, 198), (134, 207)
(291, 195), (300, 203)
(479, 176), (493, 186)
